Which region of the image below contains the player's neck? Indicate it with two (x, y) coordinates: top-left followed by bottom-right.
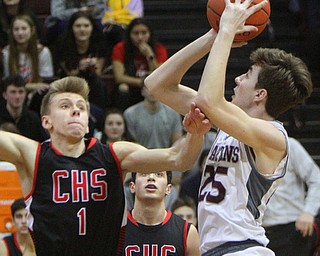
(247, 105), (274, 121)
(50, 136), (86, 157)
(132, 202), (167, 225)
(16, 233), (31, 253)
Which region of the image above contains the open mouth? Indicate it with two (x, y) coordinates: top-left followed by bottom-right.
(145, 184), (157, 190)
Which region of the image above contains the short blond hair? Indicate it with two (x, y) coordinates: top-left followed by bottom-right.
(40, 76), (90, 116)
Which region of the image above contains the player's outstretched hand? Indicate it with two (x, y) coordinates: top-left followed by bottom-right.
(220, 0), (268, 37)
(183, 102), (211, 135)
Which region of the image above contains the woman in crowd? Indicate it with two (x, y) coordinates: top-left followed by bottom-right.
(2, 14), (53, 112)
(55, 11), (107, 111)
(0, 0), (42, 48)
(111, 17), (167, 110)
(45, 0), (105, 45)
(95, 107), (127, 144)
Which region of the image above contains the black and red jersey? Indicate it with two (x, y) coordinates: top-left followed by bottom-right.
(2, 233), (22, 256)
(123, 210), (191, 256)
(25, 138), (126, 256)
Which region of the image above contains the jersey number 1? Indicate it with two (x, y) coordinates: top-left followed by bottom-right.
(77, 207), (86, 235)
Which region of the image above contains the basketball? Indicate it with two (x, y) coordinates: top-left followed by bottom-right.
(207, 0), (271, 42)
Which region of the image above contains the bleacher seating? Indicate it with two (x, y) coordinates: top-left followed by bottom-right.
(25, 0), (51, 35)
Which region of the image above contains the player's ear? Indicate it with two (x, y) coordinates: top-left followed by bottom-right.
(42, 116), (52, 129)
(165, 184), (172, 196)
(255, 89), (267, 101)
(129, 181), (136, 194)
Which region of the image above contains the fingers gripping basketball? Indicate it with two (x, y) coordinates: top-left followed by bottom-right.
(207, 0), (271, 42)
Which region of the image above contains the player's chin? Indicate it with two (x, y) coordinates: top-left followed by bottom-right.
(69, 129), (87, 139)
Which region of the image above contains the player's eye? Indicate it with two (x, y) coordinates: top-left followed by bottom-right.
(61, 104), (69, 109)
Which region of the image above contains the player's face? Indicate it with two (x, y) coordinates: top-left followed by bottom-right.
(130, 24), (150, 47)
(44, 93), (89, 139)
(73, 17), (93, 42)
(232, 65), (261, 110)
(3, 85), (26, 109)
(173, 206), (197, 225)
(13, 208), (29, 235)
(103, 113), (125, 142)
(12, 19), (33, 45)
(130, 172), (171, 201)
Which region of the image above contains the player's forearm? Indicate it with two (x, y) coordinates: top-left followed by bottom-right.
(195, 29), (234, 113)
(174, 133), (204, 171)
(145, 31), (215, 96)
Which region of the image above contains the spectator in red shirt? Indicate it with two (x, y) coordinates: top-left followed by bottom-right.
(111, 18), (167, 111)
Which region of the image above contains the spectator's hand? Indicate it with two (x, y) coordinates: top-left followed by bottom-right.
(295, 212), (314, 237)
(26, 82), (49, 94)
(183, 102), (211, 135)
(79, 58), (90, 70)
(79, 58), (96, 72)
(138, 42), (154, 60)
(89, 57), (97, 67)
(35, 83), (50, 94)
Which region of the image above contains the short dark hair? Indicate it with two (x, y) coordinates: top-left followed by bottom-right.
(2, 75), (26, 91)
(131, 171), (172, 184)
(11, 198), (26, 217)
(250, 48), (313, 118)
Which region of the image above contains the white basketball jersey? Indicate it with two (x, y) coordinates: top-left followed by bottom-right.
(198, 121), (288, 254)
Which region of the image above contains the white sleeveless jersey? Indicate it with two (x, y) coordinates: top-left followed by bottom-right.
(198, 121), (288, 254)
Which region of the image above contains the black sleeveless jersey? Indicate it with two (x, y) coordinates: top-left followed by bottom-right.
(25, 138), (126, 256)
(2, 234), (22, 256)
(123, 211), (191, 256)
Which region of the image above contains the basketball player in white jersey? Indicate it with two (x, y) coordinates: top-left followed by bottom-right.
(144, 0), (313, 255)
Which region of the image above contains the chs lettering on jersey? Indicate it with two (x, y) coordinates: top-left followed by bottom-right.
(52, 169), (107, 203)
(123, 211), (190, 256)
(125, 244), (176, 255)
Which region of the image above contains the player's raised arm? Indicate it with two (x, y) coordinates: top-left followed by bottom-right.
(144, 30), (217, 116)
(113, 103), (211, 175)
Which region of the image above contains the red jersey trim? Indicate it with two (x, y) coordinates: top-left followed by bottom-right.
(183, 221), (189, 256)
(25, 142), (41, 200)
(13, 233), (22, 253)
(87, 137), (96, 149)
(162, 210), (172, 225)
(127, 210), (137, 226)
(128, 210), (172, 227)
(49, 138), (97, 155)
(49, 141), (62, 155)
(109, 143), (124, 182)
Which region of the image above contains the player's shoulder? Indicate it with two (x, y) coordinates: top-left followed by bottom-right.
(0, 237), (9, 256)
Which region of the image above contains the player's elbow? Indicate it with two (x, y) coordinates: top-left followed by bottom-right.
(194, 94), (214, 115)
(144, 74), (161, 97)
